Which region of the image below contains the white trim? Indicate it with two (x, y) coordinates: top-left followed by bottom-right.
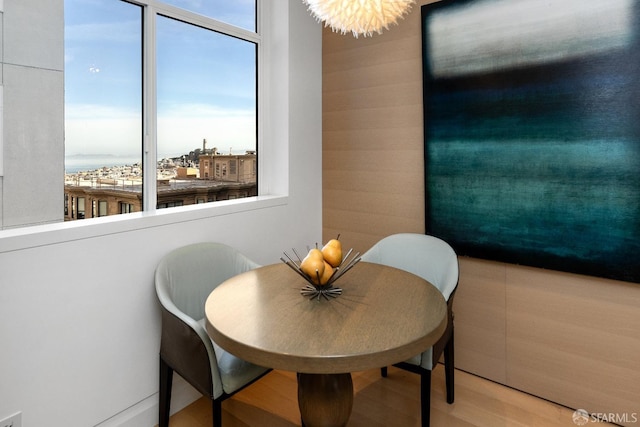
(149, 1), (260, 43)
(93, 395), (158, 427)
(0, 195), (288, 253)
(93, 378), (200, 427)
(143, 5), (158, 211)
(0, 86), (3, 177)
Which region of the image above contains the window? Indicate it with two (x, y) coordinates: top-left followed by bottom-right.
(64, 0), (143, 218)
(98, 201), (108, 217)
(64, 0), (258, 221)
(157, 201), (184, 209)
(120, 202), (135, 214)
(77, 197), (86, 219)
(156, 14), (257, 205)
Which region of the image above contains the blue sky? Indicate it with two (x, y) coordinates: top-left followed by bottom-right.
(64, 0), (256, 160)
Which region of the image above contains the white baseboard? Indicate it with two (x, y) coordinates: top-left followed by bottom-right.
(95, 377), (202, 427)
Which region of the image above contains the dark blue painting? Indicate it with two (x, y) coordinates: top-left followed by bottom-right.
(422, 0), (640, 283)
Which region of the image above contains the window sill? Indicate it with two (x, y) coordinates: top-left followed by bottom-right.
(0, 194), (288, 253)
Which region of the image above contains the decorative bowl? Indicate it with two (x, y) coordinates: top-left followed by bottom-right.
(280, 246), (361, 300)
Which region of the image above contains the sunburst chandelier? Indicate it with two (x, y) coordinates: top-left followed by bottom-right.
(303, 0), (416, 38)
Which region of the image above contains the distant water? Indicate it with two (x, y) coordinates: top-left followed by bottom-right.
(65, 156), (141, 173)
(64, 149), (254, 173)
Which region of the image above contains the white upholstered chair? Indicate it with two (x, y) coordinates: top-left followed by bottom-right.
(361, 233), (459, 427)
(155, 242), (271, 427)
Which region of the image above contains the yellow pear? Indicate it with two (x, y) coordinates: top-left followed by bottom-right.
(321, 238), (343, 268)
(318, 261), (334, 286)
(300, 248), (325, 281)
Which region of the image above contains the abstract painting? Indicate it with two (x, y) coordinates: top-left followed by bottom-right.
(422, 0), (640, 283)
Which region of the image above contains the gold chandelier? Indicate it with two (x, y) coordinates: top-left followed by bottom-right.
(303, 0), (416, 38)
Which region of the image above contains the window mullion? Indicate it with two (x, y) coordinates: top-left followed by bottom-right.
(142, 4), (158, 211)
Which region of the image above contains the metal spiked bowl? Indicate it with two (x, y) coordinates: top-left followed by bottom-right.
(280, 246), (361, 300)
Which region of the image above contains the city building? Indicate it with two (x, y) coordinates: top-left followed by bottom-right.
(198, 149), (257, 183)
(63, 152), (257, 220)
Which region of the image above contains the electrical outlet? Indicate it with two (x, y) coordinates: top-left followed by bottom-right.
(0, 412), (22, 427)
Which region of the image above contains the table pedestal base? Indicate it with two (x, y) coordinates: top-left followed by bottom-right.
(297, 373), (353, 427)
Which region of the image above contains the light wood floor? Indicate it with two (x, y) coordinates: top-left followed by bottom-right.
(163, 366), (613, 426)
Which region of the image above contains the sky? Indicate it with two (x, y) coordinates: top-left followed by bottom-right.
(64, 0), (257, 160)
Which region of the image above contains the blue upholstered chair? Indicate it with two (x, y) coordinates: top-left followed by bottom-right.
(361, 233), (459, 427)
(155, 242), (271, 427)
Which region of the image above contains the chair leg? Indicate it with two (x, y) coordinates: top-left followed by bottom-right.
(159, 357), (173, 427)
(296, 373), (307, 427)
(381, 366), (388, 377)
(421, 369), (432, 427)
(444, 334), (455, 404)
(212, 398), (222, 427)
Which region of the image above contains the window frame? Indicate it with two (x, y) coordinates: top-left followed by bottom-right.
(1, 0), (291, 250)
(133, 0), (262, 212)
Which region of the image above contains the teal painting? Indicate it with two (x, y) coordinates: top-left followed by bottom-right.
(422, 0), (640, 283)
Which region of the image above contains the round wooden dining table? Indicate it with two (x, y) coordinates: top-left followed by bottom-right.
(205, 261), (447, 427)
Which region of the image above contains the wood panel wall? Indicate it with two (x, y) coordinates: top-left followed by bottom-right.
(321, 2), (640, 425)
(322, 6), (426, 251)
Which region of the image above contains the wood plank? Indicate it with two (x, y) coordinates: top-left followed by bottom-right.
(162, 367), (614, 427)
(454, 258), (507, 383)
(506, 266), (640, 424)
(322, 5), (427, 254)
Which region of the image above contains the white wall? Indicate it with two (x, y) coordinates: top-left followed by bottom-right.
(0, 0), (65, 228)
(0, 1), (322, 426)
